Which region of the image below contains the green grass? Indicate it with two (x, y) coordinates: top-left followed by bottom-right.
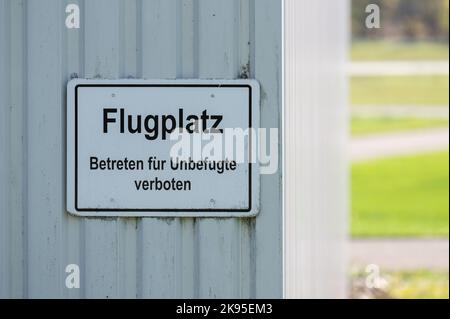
(387, 270), (449, 299)
(351, 75), (449, 105)
(352, 151), (449, 237)
(351, 41), (449, 61)
(350, 269), (449, 299)
(351, 117), (449, 135)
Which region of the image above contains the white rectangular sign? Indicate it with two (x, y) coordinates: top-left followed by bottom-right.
(67, 79), (260, 217)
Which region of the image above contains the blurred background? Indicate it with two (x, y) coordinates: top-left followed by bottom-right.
(348, 0), (449, 298)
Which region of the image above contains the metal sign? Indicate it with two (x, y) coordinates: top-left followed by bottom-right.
(66, 79), (260, 217)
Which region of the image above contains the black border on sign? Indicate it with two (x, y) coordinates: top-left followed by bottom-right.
(74, 84), (252, 213)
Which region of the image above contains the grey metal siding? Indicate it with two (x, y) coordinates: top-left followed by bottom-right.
(0, 0), (283, 298)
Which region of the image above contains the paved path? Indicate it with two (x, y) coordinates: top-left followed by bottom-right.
(349, 61), (449, 76)
(352, 105), (449, 119)
(350, 238), (449, 270)
(351, 127), (449, 161)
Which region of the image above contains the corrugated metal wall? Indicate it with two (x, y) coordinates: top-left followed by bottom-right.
(0, 0), (282, 298)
